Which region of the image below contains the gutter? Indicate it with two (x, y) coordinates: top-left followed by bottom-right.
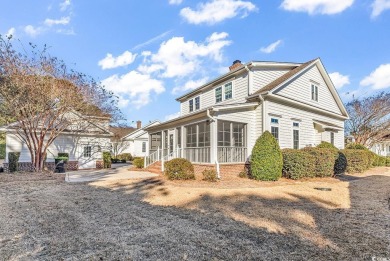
(206, 108), (215, 122)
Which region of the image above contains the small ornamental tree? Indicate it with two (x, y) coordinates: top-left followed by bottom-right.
(250, 131), (283, 181)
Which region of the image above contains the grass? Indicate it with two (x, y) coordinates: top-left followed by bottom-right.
(0, 167), (389, 260)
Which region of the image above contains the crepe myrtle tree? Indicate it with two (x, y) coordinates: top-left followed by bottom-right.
(0, 35), (121, 172)
(345, 92), (390, 147)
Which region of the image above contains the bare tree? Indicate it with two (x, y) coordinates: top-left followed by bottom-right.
(0, 36), (121, 172)
(109, 126), (134, 158)
(345, 92), (390, 147)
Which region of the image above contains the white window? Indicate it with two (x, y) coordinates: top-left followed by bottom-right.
(311, 84), (318, 101)
(83, 146), (92, 158)
(224, 82), (232, 100)
(293, 122), (299, 149)
(142, 142), (146, 153)
(189, 99), (194, 112)
(330, 132), (334, 145)
(271, 118), (279, 124)
(215, 87), (222, 103)
(270, 117), (279, 142)
(195, 96), (200, 110)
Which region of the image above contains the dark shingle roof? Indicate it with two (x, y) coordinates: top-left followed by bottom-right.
(252, 58), (318, 95)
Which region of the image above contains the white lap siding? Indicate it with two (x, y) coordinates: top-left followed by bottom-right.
(266, 101), (345, 149)
(252, 68), (290, 94)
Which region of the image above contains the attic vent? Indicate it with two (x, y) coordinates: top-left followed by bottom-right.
(229, 60), (242, 71)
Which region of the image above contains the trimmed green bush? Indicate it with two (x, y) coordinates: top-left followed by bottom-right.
(316, 141), (338, 150)
(0, 133), (5, 160)
(133, 157), (144, 168)
(282, 149), (315, 180)
(103, 151), (111, 168)
(8, 152), (20, 172)
(341, 149), (370, 173)
(164, 158), (195, 180)
(238, 170), (248, 178)
(302, 147), (335, 177)
(345, 143), (368, 150)
(202, 169), (218, 182)
(386, 157), (390, 167)
(117, 153), (133, 161)
(374, 155), (387, 166)
(250, 131), (283, 181)
(334, 151), (347, 175)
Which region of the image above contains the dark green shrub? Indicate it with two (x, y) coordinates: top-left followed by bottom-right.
(316, 141), (338, 150)
(8, 152), (20, 172)
(334, 151), (347, 175)
(164, 158), (195, 180)
(238, 170), (248, 178)
(302, 147), (335, 177)
(56, 152), (69, 163)
(386, 157), (390, 167)
(0, 133), (5, 160)
(202, 169), (218, 182)
(117, 153), (133, 161)
(133, 158), (144, 168)
(374, 155), (387, 166)
(341, 149), (370, 173)
(345, 143), (368, 150)
(103, 152), (111, 168)
(250, 131), (283, 181)
(282, 149), (315, 180)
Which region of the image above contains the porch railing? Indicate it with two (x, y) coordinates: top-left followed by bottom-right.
(182, 147), (211, 163)
(217, 146), (247, 163)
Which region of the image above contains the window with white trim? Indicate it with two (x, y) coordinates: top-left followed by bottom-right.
(142, 142), (146, 153)
(270, 117), (279, 142)
(224, 82), (232, 100)
(215, 87), (222, 103)
(293, 122), (299, 149)
(311, 84), (318, 101)
(83, 146), (92, 158)
(189, 99), (194, 112)
(330, 132), (334, 145)
(195, 96), (200, 110)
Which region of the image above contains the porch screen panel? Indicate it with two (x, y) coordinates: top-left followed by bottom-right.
(186, 124), (197, 147)
(176, 128), (181, 148)
(218, 120), (231, 146)
(198, 122), (210, 147)
(232, 123), (245, 147)
(150, 132), (161, 150)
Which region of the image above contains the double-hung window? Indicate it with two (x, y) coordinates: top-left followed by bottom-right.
(311, 84), (318, 101)
(142, 142), (146, 153)
(83, 145), (92, 158)
(330, 132), (334, 145)
(224, 82), (232, 100)
(270, 118), (279, 142)
(189, 99), (194, 112)
(215, 82), (232, 103)
(215, 87), (222, 103)
(293, 122), (299, 149)
(189, 96), (200, 112)
(195, 96), (200, 110)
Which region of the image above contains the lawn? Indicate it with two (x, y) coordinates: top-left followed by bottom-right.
(0, 168), (389, 260)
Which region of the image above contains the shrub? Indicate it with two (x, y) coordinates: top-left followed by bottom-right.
(103, 152), (111, 168)
(238, 170), (248, 178)
(334, 151), (347, 175)
(8, 152), (20, 172)
(250, 131), (283, 181)
(0, 132), (5, 160)
(133, 157), (144, 168)
(386, 157), (390, 167)
(345, 143), (368, 150)
(341, 149), (370, 173)
(164, 158), (195, 180)
(374, 155), (387, 166)
(316, 141), (338, 150)
(202, 169), (218, 182)
(57, 152), (69, 158)
(282, 149), (315, 180)
(111, 158), (119, 163)
(117, 153), (133, 161)
(302, 147), (335, 177)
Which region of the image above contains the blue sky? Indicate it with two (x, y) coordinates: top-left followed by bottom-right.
(1, 0), (390, 126)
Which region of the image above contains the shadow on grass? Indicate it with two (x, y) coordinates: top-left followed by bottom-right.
(0, 170), (389, 260)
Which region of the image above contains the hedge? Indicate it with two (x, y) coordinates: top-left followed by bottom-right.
(164, 158), (195, 180)
(302, 147), (335, 177)
(282, 149), (315, 180)
(341, 149), (370, 173)
(202, 169), (218, 182)
(316, 141), (338, 150)
(8, 152), (20, 172)
(345, 143), (368, 150)
(133, 157), (144, 168)
(117, 153), (133, 161)
(251, 131), (283, 181)
(103, 152), (111, 168)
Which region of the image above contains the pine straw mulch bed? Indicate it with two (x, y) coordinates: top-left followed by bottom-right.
(0, 168), (389, 260)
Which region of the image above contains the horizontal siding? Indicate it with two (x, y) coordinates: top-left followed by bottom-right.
(276, 64), (342, 115)
(252, 68), (290, 94)
(267, 101), (345, 150)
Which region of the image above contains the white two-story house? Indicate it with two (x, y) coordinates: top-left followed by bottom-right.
(144, 58), (349, 175)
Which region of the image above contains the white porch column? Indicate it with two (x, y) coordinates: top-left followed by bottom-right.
(210, 119), (218, 164)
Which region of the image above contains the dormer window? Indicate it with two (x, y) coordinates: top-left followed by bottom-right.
(195, 96), (200, 110)
(311, 84), (318, 101)
(225, 82), (232, 100)
(189, 96), (200, 112)
(215, 82), (233, 103)
(189, 99), (194, 112)
(215, 87), (222, 103)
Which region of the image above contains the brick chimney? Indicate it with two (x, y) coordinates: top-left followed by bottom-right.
(136, 120), (142, 129)
(229, 60), (242, 71)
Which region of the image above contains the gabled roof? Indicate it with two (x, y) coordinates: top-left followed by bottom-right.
(251, 58), (318, 95)
(122, 120), (160, 140)
(109, 126), (136, 139)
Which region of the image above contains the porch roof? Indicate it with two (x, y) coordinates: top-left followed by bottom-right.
(145, 102), (258, 132)
(313, 119), (344, 131)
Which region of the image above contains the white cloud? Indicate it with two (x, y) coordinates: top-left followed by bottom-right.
(180, 0), (257, 25)
(329, 72), (350, 89)
(60, 0), (71, 11)
(98, 51), (137, 70)
(260, 40), (282, 54)
(44, 17), (71, 26)
(372, 0), (390, 17)
(139, 32), (232, 78)
(280, 0), (354, 15)
(24, 25), (44, 37)
(4, 27), (15, 38)
(102, 71), (165, 109)
(169, 0), (183, 5)
(360, 64), (390, 89)
(172, 77), (209, 94)
(165, 112), (181, 121)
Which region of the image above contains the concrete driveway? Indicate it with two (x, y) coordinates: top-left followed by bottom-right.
(65, 163), (157, 183)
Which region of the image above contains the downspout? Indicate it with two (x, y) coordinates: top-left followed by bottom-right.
(244, 65), (252, 96)
(207, 108), (220, 179)
(258, 94), (266, 133)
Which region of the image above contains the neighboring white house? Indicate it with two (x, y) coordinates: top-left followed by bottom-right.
(121, 120), (160, 157)
(370, 134), (390, 156)
(144, 58), (349, 172)
(0, 112), (113, 171)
